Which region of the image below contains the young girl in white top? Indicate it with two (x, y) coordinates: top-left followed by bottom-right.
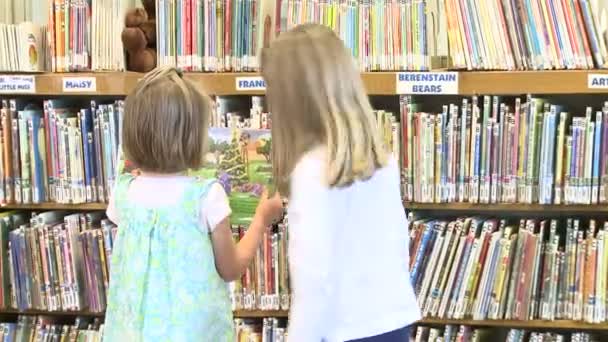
(260, 24), (421, 342)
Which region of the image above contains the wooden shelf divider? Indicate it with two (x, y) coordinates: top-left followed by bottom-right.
(0, 203), (107, 211)
(417, 317), (608, 331)
(404, 203), (608, 213)
(4, 70), (608, 96)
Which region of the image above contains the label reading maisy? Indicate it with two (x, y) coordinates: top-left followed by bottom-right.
(396, 72), (459, 94)
(0, 75), (36, 94)
(588, 74), (608, 89)
(63, 77), (97, 92)
(236, 76), (266, 91)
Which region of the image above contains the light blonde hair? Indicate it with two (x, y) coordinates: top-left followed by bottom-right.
(122, 66), (211, 173)
(261, 23), (388, 196)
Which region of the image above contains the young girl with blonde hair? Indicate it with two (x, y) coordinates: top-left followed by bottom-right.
(261, 23), (420, 342)
(102, 67), (283, 341)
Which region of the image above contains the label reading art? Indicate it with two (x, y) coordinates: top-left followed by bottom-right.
(396, 72), (459, 94)
(236, 76), (266, 91)
(0, 75), (36, 94)
(588, 74), (608, 89)
(63, 77), (97, 92)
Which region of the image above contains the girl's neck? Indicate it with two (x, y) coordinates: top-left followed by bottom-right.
(139, 170), (187, 178)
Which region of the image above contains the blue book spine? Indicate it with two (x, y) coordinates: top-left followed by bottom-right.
(593, 112), (602, 203)
(30, 112), (46, 204)
(410, 222), (433, 285)
(80, 109), (93, 202)
(8, 233), (20, 309)
(580, 0), (604, 66)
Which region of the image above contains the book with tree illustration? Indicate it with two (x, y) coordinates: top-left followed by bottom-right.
(190, 127), (272, 224)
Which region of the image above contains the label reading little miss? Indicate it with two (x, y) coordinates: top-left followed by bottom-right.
(396, 72), (459, 94)
(0, 75), (36, 94)
(236, 76), (266, 91)
(62, 77), (97, 92)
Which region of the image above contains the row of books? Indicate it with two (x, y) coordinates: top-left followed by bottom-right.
(0, 22), (47, 72)
(401, 96), (608, 205)
(0, 99), (122, 205)
(412, 325), (602, 342)
(447, 0), (608, 70)
(0, 316), (103, 342)
(230, 224), (289, 311)
(47, 0), (134, 72)
(234, 318), (287, 342)
(276, 0), (433, 71)
(0, 211), (116, 313)
(156, 0), (265, 72)
(156, 0), (437, 72)
(410, 216), (608, 323)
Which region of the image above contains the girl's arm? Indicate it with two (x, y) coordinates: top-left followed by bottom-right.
(210, 190), (283, 282)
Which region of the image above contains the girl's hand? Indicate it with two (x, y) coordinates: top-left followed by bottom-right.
(256, 189), (284, 226)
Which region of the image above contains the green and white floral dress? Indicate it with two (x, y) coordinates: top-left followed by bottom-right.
(102, 173), (233, 341)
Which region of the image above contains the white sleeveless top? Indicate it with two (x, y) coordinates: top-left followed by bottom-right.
(286, 147), (420, 342)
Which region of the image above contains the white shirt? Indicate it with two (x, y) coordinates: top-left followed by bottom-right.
(287, 147), (420, 342)
(106, 175), (231, 231)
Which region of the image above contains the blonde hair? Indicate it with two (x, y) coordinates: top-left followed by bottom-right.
(261, 23), (388, 196)
(122, 66), (211, 173)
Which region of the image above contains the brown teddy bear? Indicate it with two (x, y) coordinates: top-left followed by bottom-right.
(121, 0), (156, 72)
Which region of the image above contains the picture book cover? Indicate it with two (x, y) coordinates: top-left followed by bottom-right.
(191, 127), (272, 225)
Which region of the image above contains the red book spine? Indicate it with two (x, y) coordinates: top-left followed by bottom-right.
(185, 0), (192, 70)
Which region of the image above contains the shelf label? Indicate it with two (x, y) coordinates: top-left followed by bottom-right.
(236, 76), (266, 91)
(63, 77), (97, 92)
(588, 74), (608, 89)
(0, 75), (36, 94)
(396, 72), (459, 94)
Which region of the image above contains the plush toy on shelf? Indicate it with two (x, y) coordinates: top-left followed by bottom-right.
(121, 0), (156, 72)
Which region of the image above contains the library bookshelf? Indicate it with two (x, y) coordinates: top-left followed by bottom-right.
(3, 70), (608, 96)
(4, 70), (608, 335)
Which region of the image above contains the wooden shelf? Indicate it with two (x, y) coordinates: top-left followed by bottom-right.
(405, 203), (608, 214)
(0, 309), (104, 317)
(459, 70), (608, 95)
(418, 317), (608, 331)
(233, 310), (289, 318)
(0, 309), (287, 318)
(0, 203), (107, 211)
(3, 70), (608, 96)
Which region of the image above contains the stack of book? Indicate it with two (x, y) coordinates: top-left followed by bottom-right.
(214, 96), (271, 130)
(276, 0), (435, 71)
(156, 0), (267, 72)
(402, 96), (608, 205)
(412, 325), (602, 342)
(0, 211), (116, 313)
(0, 316), (104, 342)
(410, 216), (608, 323)
(0, 99), (123, 205)
(48, 0), (135, 71)
(155, 0), (442, 72)
(0, 22), (47, 72)
(446, 0), (608, 70)
(234, 318), (287, 342)
(230, 224), (289, 312)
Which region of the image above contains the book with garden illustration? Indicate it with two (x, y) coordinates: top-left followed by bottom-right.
(190, 127), (272, 224)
